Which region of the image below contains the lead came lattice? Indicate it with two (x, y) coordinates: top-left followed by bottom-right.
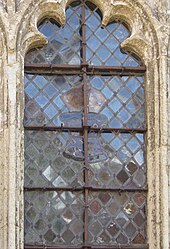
(24, 0), (147, 248)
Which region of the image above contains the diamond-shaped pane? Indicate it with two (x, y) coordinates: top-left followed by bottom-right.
(25, 1), (143, 67)
(89, 75), (145, 129)
(88, 191), (147, 245)
(24, 74), (82, 126)
(84, 2), (142, 66)
(24, 130), (84, 188)
(24, 191), (84, 245)
(89, 132), (146, 189)
(24, 1), (146, 248)
(25, 4), (82, 65)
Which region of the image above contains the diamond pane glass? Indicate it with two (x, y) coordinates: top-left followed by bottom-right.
(24, 1), (147, 248)
(25, 0), (143, 67)
(89, 76), (145, 128)
(25, 3), (82, 65)
(25, 130), (84, 188)
(85, 2), (143, 66)
(88, 191), (146, 245)
(25, 191), (84, 245)
(88, 132), (146, 189)
(24, 74), (83, 126)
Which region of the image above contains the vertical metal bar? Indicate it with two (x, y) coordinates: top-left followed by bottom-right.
(81, 1), (89, 246)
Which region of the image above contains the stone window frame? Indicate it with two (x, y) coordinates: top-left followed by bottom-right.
(0, 0), (169, 249)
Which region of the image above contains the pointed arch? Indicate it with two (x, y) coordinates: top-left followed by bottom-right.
(14, 1), (169, 249)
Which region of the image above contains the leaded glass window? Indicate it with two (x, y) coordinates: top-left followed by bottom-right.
(24, 1), (147, 248)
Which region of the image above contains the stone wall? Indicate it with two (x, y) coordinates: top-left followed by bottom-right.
(0, 0), (169, 249)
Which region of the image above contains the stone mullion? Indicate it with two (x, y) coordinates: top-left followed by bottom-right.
(159, 52), (169, 249)
(146, 57), (161, 249)
(0, 41), (7, 249)
(6, 53), (19, 249)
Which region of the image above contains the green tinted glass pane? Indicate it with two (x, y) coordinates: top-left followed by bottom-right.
(25, 131), (84, 188)
(25, 191), (84, 245)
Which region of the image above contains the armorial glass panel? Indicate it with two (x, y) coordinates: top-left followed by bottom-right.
(24, 0), (147, 248)
(24, 74), (83, 127)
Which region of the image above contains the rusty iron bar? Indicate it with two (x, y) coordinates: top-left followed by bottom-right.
(24, 245), (148, 249)
(81, 2), (89, 246)
(88, 246), (148, 249)
(24, 187), (83, 191)
(24, 64), (146, 76)
(24, 187), (147, 192)
(24, 125), (147, 133)
(24, 64), (81, 70)
(24, 3), (147, 248)
(88, 65), (146, 73)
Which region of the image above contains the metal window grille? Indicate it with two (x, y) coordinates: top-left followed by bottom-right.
(24, 1), (147, 249)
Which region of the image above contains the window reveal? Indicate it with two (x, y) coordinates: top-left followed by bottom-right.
(24, 1), (147, 248)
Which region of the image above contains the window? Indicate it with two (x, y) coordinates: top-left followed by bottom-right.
(24, 1), (147, 248)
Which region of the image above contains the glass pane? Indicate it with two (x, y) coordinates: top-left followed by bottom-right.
(25, 0), (143, 68)
(88, 75), (145, 129)
(25, 131), (84, 188)
(85, 2), (143, 67)
(88, 132), (146, 189)
(24, 74), (83, 127)
(25, 191), (84, 245)
(88, 191), (146, 245)
(25, 3), (82, 65)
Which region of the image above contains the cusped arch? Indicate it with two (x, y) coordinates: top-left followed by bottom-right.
(17, 0), (160, 62)
(16, 1), (169, 249)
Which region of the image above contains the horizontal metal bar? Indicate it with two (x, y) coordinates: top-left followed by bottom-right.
(87, 127), (147, 133)
(25, 69), (82, 75)
(24, 64), (146, 76)
(24, 64), (81, 70)
(24, 244), (148, 249)
(24, 187), (83, 191)
(83, 187), (148, 192)
(24, 64), (82, 75)
(88, 65), (146, 74)
(24, 246), (82, 249)
(90, 246), (148, 249)
(24, 187), (147, 192)
(24, 125), (146, 133)
(24, 125), (83, 132)
(87, 71), (144, 76)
